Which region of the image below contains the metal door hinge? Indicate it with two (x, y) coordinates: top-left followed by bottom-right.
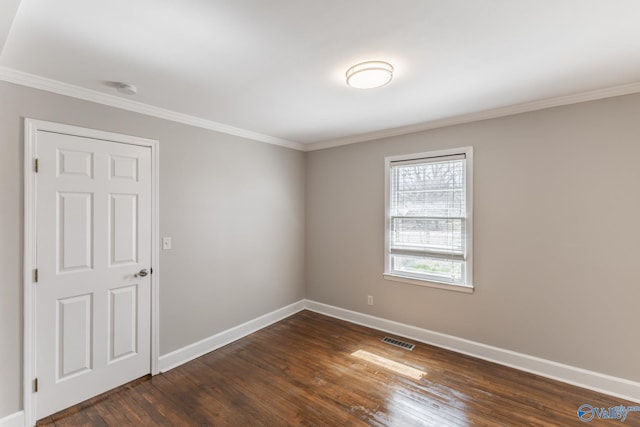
(34, 269), (39, 283)
(34, 378), (38, 393)
(34, 158), (39, 173)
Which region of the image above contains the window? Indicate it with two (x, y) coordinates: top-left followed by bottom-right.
(384, 147), (473, 292)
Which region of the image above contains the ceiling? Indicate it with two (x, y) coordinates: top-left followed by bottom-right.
(2, 0), (640, 149)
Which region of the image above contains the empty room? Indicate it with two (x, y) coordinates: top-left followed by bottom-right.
(1, 1), (639, 426)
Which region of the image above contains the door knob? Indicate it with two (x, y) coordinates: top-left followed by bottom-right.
(135, 269), (149, 277)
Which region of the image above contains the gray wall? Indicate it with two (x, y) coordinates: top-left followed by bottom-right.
(0, 81), (306, 418)
(2, 79), (639, 419)
(306, 93), (640, 382)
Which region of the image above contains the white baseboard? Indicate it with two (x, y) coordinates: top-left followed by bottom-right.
(157, 297), (640, 403)
(304, 300), (640, 404)
(0, 411), (24, 427)
(158, 300), (305, 372)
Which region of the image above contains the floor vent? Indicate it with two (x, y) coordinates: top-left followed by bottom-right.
(382, 337), (415, 351)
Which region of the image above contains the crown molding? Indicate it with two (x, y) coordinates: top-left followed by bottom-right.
(0, 66), (306, 151)
(305, 81), (640, 151)
(4, 66), (640, 153)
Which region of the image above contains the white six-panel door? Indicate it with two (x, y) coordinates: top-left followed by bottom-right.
(34, 129), (152, 419)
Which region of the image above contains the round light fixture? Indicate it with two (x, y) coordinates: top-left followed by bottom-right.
(346, 61), (393, 89)
(116, 83), (137, 95)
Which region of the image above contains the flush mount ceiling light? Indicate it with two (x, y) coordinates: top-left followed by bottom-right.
(346, 61), (394, 89)
(115, 82), (137, 95)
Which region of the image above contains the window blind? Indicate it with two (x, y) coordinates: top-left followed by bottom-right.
(389, 155), (467, 283)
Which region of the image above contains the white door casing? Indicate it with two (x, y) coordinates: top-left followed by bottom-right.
(23, 119), (160, 425)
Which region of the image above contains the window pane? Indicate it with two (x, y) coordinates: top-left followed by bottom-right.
(392, 254), (464, 282)
(391, 159), (465, 217)
(386, 150), (472, 288)
(391, 217), (464, 254)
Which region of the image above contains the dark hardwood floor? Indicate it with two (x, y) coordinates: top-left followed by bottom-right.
(37, 310), (637, 426)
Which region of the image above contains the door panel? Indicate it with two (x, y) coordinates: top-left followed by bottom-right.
(57, 192), (93, 272)
(108, 285), (138, 362)
(109, 194), (138, 265)
(109, 155), (138, 181)
(35, 130), (151, 419)
(58, 149), (93, 178)
(56, 294), (92, 380)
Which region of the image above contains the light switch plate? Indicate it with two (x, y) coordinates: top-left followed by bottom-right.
(162, 237), (172, 250)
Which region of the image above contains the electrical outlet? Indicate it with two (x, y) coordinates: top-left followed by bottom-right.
(162, 237), (172, 250)
(367, 295), (374, 306)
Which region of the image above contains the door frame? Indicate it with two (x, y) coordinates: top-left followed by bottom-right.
(23, 118), (160, 426)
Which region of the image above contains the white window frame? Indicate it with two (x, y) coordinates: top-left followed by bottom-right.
(384, 147), (474, 293)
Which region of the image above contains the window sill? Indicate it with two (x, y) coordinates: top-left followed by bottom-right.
(383, 273), (474, 294)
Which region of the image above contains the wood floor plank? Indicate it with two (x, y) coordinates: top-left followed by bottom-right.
(36, 310), (638, 426)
